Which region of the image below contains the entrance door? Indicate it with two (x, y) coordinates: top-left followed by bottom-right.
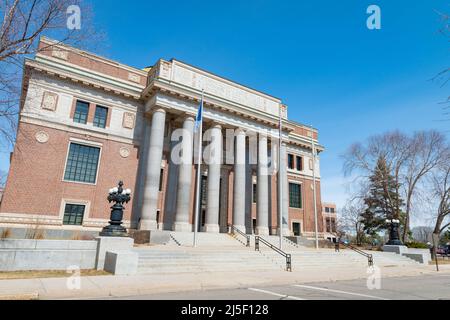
(292, 222), (301, 236)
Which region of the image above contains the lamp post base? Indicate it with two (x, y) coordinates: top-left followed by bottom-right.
(386, 239), (403, 245)
(99, 224), (128, 237)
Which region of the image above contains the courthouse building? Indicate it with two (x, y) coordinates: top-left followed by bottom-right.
(0, 37), (325, 237)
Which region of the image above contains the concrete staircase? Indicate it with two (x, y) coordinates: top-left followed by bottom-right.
(133, 232), (421, 274)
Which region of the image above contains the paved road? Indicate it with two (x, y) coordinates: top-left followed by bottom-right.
(105, 274), (450, 300)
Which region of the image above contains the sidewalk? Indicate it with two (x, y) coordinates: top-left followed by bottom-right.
(0, 264), (448, 300)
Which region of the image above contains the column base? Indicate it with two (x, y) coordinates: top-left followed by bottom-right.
(173, 222), (193, 232)
(203, 224), (220, 233)
(138, 219), (157, 231)
(256, 226), (269, 235)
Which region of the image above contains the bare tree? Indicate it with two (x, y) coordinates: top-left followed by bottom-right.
(402, 131), (449, 241)
(339, 199), (365, 245)
(411, 226), (433, 243)
(0, 0), (98, 147)
(343, 130), (449, 242)
(431, 159), (450, 237)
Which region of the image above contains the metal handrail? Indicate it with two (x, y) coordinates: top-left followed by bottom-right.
(230, 225), (250, 247)
(338, 240), (374, 267)
(255, 236), (292, 272)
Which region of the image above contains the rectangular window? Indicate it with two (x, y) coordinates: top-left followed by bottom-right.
(93, 105), (108, 128)
(64, 143), (101, 184)
(288, 154), (294, 169)
(293, 222), (301, 236)
(252, 184), (257, 203)
(326, 218), (331, 232)
(296, 156), (303, 171)
(325, 207), (330, 213)
(200, 175), (207, 206)
(63, 203), (85, 225)
(159, 169), (164, 191)
(330, 208), (335, 213)
(73, 100), (89, 124)
(289, 183), (302, 208)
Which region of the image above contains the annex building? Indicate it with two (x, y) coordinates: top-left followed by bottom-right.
(0, 38), (326, 238)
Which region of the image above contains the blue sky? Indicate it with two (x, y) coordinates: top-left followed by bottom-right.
(2, 1), (449, 217)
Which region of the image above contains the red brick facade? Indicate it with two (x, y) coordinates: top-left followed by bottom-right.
(1, 122), (139, 227)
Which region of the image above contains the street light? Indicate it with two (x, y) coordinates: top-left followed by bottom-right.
(100, 181), (131, 237)
(385, 218), (402, 245)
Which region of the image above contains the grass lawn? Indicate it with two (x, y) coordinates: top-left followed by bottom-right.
(0, 269), (110, 280)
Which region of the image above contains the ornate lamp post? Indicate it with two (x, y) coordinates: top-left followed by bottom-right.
(100, 181), (131, 237)
(385, 218), (402, 245)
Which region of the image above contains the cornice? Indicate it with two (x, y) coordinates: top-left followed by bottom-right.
(144, 79), (297, 132)
(25, 58), (143, 101)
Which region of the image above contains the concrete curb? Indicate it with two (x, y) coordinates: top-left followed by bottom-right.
(0, 292), (39, 300)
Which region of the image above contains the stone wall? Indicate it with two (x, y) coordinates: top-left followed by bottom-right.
(0, 239), (97, 271)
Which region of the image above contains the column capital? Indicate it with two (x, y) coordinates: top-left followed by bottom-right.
(235, 128), (246, 136)
(209, 123), (222, 130)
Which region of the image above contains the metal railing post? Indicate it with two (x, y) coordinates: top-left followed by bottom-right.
(287, 254), (292, 272)
(255, 236), (259, 251)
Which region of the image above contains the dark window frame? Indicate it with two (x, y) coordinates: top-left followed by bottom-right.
(288, 154), (294, 169)
(252, 183), (257, 203)
(289, 183), (302, 208)
(63, 203), (85, 225)
(296, 156), (303, 171)
(64, 142), (101, 184)
(73, 100), (89, 124)
(93, 105), (108, 128)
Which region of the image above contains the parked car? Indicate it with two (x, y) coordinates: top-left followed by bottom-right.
(436, 245), (450, 255)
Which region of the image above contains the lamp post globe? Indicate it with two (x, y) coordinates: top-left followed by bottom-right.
(100, 181), (131, 237)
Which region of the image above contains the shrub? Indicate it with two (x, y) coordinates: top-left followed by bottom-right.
(405, 241), (429, 249)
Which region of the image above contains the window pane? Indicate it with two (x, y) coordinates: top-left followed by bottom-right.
(200, 175), (207, 206)
(296, 156), (303, 171)
(64, 143), (100, 183)
(93, 106), (108, 128)
(252, 184), (257, 203)
(63, 204), (85, 225)
(73, 100), (89, 124)
(159, 169), (164, 191)
(289, 183), (302, 208)
(288, 154), (294, 169)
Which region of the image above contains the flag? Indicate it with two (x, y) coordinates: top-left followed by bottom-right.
(194, 96), (203, 131)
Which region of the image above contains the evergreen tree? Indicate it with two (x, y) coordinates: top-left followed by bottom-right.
(361, 156), (404, 236)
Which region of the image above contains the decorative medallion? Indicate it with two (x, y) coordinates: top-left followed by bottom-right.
(35, 131), (49, 143)
(52, 48), (68, 60)
(41, 91), (58, 111)
(119, 147), (130, 158)
(128, 73), (141, 83)
(122, 112), (135, 129)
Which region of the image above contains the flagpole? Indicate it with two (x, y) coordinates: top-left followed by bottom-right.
(193, 90), (204, 247)
(310, 125), (319, 250)
(278, 106), (283, 250)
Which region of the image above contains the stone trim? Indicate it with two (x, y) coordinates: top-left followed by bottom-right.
(20, 116), (139, 146)
(59, 198), (91, 225)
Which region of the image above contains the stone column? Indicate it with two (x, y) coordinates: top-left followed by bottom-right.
(173, 117), (195, 232)
(204, 124), (222, 233)
(279, 143), (290, 236)
(256, 134), (269, 235)
(233, 129), (246, 232)
(139, 108), (166, 230)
